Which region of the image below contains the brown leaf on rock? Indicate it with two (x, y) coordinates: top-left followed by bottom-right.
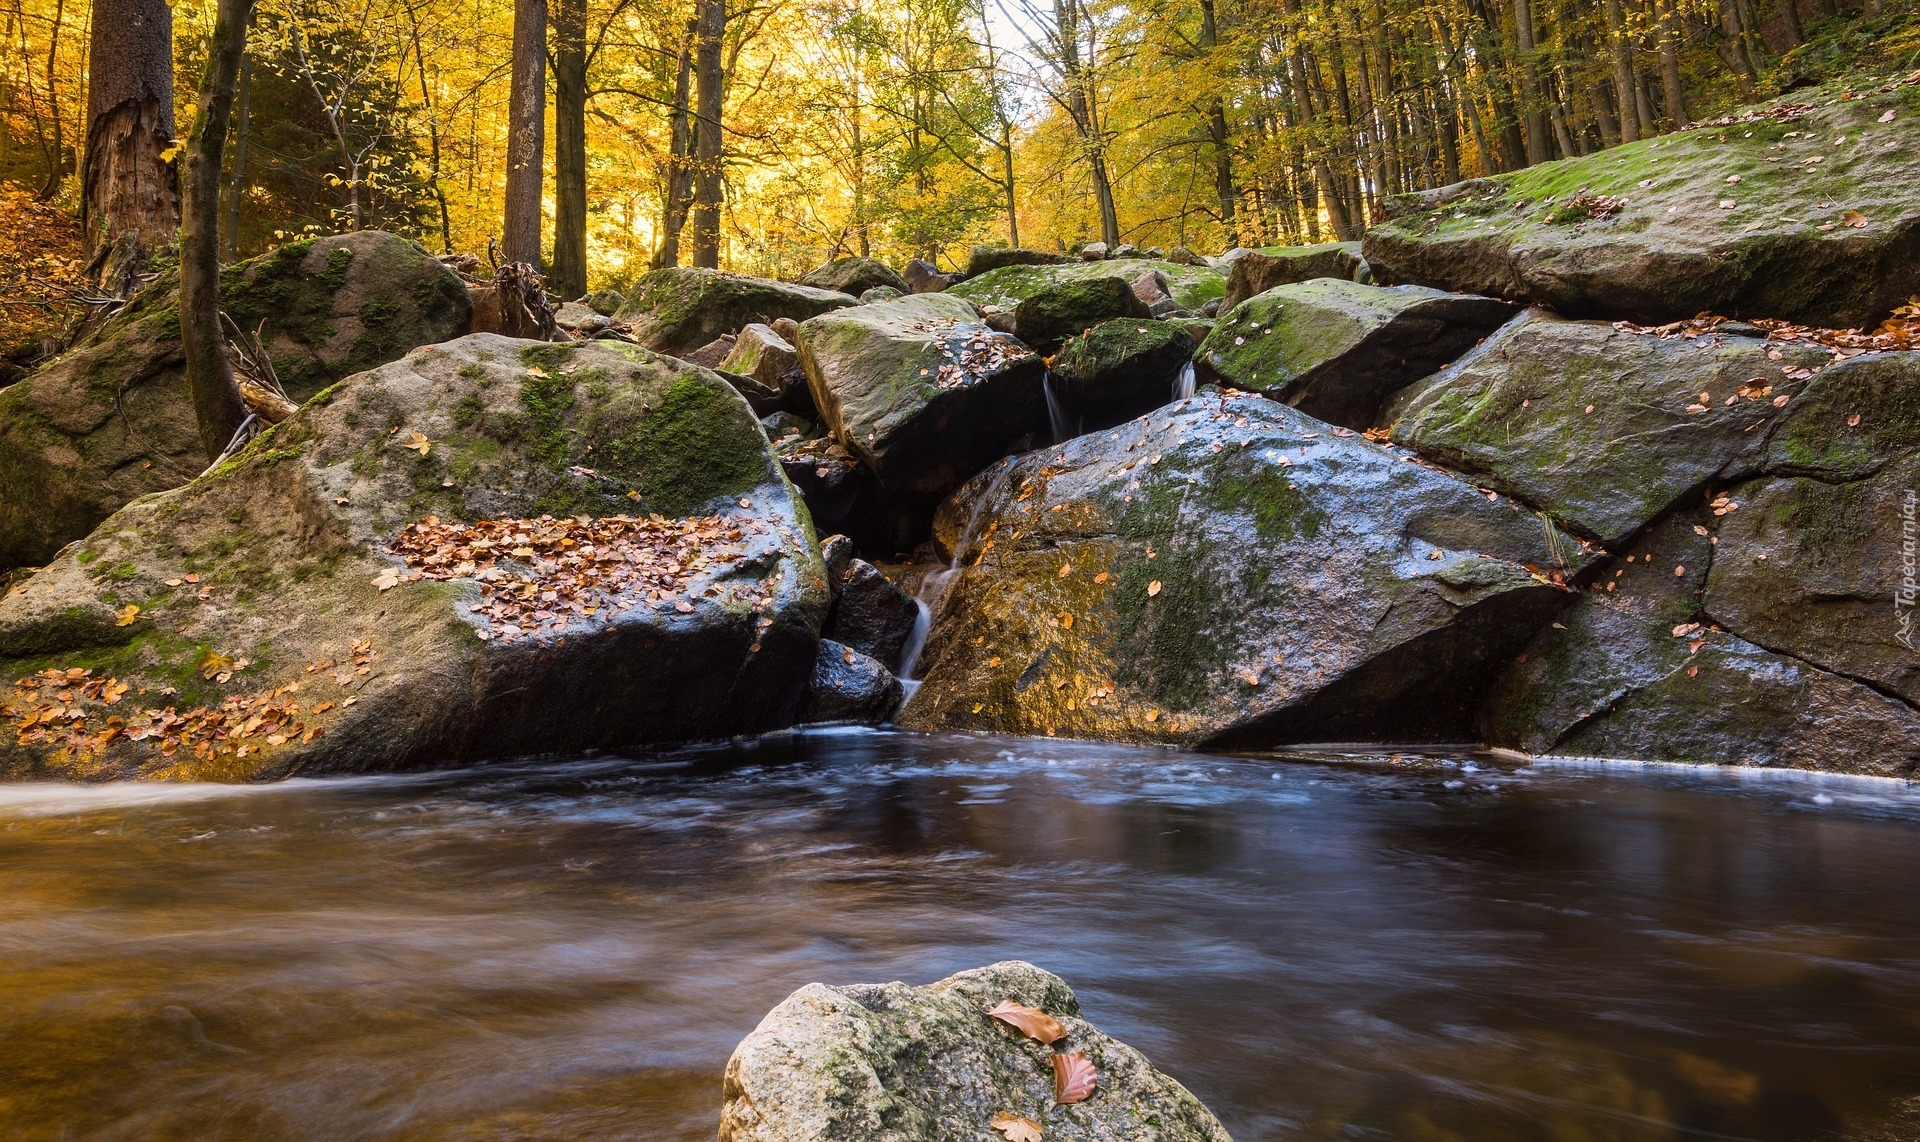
(990, 1112), (1042, 1142)
(987, 1000), (1067, 1045)
(1053, 1050), (1097, 1104)
(114, 605), (140, 627)
(1841, 210), (1869, 229)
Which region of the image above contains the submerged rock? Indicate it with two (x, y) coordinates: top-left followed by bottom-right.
(1197, 280), (1517, 429)
(1363, 87), (1920, 326)
(796, 292), (1045, 504)
(0, 231), (472, 573)
(797, 639), (901, 725)
(799, 256), (910, 297)
(1049, 318), (1197, 433)
(1220, 242), (1367, 310)
(898, 391), (1579, 746)
(615, 268), (856, 357)
(951, 259), (1226, 317)
(719, 960), (1232, 1142)
(0, 335), (825, 781)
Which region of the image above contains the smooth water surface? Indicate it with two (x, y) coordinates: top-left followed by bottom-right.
(4, 731), (1920, 1141)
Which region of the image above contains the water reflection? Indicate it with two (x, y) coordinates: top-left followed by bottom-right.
(3, 732), (1920, 1140)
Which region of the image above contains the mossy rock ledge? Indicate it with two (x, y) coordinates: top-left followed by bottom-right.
(897, 390), (1582, 747)
(719, 960), (1233, 1142)
(1050, 317), (1197, 433)
(614, 267), (857, 357)
(1220, 241), (1368, 309)
(796, 292), (1046, 505)
(1363, 84), (1920, 326)
(0, 231), (472, 572)
(950, 258), (1226, 315)
(1197, 279), (1517, 429)
(0, 334), (827, 782)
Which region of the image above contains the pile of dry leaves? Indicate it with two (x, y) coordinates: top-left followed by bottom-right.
(905, 317), (1034, 389)
(1615, 299), (1920, 356)
(385, 513), (774, 643)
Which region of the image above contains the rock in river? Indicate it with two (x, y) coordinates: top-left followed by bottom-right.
(897, 391), (1580, 746)
(797, 292), (1045, 505)
(1363, 86), (1920, 327)
(0, 231), (472, 572)
(0, 334), (826, 781)
(719, 960), (1232, 1142)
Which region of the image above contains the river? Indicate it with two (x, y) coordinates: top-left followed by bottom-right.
(3, 730), (1919, 1140)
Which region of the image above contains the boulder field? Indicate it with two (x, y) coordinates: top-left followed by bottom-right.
(6, 78), (1920, 782)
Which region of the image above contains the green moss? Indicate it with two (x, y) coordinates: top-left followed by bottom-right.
(1211, 463), (1324, 542)
(517, 351), (581, 467)
(452, 392), (485, 428)
(599, 376), (769, 515)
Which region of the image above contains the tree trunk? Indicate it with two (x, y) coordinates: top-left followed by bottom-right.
(35, 0), (67, 201)
(1777, 0), (1803, 44)
(404, 0), (453, 252)
(82, 0), (177, 295)
(502, 0), (546, 266)
(652, 21), (694, 269)
(1199, 0), (1237, 243)
(1054, 0), (1120, 246)
(1655, 0), (1688, 128)
(1601, 0), (1642, 141)
(223, 50), (249, 260)
(1512, 0), (1551, 164)
(689, 0), (725, 269)
(179, 0), (252, 461)
(550, 0), (587, 297)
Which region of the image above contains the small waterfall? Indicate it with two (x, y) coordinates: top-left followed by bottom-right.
(1173, 361), (1196, 402)
(897, 459), (1017, 683)
(1042, 370), (1077, 444)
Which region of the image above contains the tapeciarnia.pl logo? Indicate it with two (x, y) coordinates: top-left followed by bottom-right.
(1899, 490), (1917, 650)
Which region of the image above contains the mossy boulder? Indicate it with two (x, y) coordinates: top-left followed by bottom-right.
(796, 292), (1046, 504)
(966, 245), (1073, 276)
(614, 268), (857, 357)
(719, 960), (1232, 1142)
(1196, 280), (1517, 429)
(1363, 85), (1920, 326)
(950, 259), (1226, 315)
(1049, 318), (1197, 433)
(798, 256), (909, 297)
(0, 334), (826, 782)
(0, 232), (471, 573)
(1220, 241), (1367, 309)
(1387, 310), (1829, 547)
(1013, 276), (1152, 354)
(897, 391), (1580, 746)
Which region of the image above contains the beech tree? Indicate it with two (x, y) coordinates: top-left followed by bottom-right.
(688, 0), (724, 268)
(501, 0), (545, 264)
(81, 0), (177, 294)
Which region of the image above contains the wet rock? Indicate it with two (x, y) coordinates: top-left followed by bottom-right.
(1220, 242), (1368, 310)
(859, 286), (904, 304)
(719, 960), (1232, 1142)
(953, 259), (1226, 321)
(903, 259), (958, 294)
(1363, 88), (1920, 326)
(799, 256), (910, 297)
(898, 391), (1579, 746)
(614, 268), (856, 357)
(796, 292), (1045, 505)
(1387, 310), (1829, 547)
(1049, 318), (1197, 433)
(796, 639), (901, 725)
(0, 335), (826, 781)
(0, 231), (472, 572)
(828, 558), (920, 670)
(774, 429), (918, 557)
(1014, 276), (1152, 354)
(967, 246), (1073, 277)
(1196, 280), (1518, 429)
(820, 534), (855, 590)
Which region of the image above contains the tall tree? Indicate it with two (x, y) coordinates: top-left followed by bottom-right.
(81, 0), (177, 294)
(179, 0), (253, 460)
(651, 16), (696, 268)
(689, 0), (725, 268)
(502, 0), (546, 265)
(550, 0), (587, 295)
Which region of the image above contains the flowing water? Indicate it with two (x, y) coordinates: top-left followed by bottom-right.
(1174, 361), (1196, 401)
(6, 732), (1920, 1142)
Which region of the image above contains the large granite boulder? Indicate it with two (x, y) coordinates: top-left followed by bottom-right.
(0, 335), (826, 781)
(1220, 242), (1367, 310)
(1196, 280), (1517, 428)
(1014, 276), (1152, 354)
(615, 268), (856, 357)
(951, 259), (1226, 316)
(799, 256), (910, 297)
(1387, 311), (1831, 547)
(1363, 86), (1920, 326)
(720, 323), (807, 415)
(719, 961), (1232, 1142)
(0, 232), (471, 572)
(796, 639), (902, 725)
(897, 391), (1580, 746)
(967, 246), (1073, 276)
(796, 292), (1045, 504)
(1049, 318), (1197, 433)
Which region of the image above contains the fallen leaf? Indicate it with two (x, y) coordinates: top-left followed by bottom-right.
(988, 1000), (1067, 1044)
(1057, 562), (1071, 578)
(1053, 1050), (1097, 1104)
(1146, 580), (1162, 597)
(1880, 109), (1897, 123)
(990, 1112), (1042, 1142)
(199, 650), (234, 680)
(114, 604), (140, 627)
(1841, 210), (1869, 228)
(403, 431), (432, 456)
(1847, 412), (1862, 427)
(372, 569), (400, 592)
